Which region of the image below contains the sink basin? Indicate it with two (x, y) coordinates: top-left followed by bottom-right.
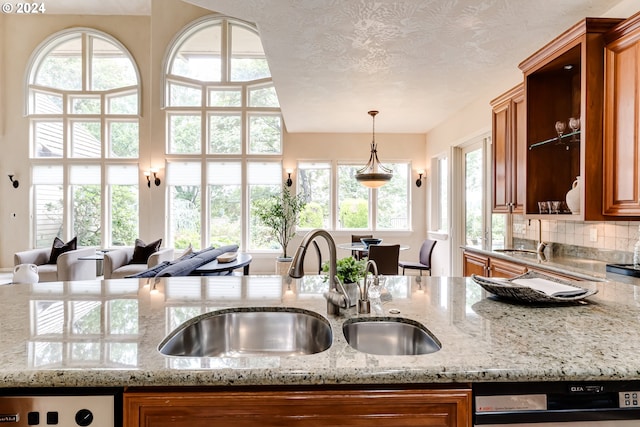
(159, 307), (332, 357)
(342, 318), (441, 356)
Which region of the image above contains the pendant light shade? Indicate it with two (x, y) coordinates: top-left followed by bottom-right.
(355, 110), (393, 188)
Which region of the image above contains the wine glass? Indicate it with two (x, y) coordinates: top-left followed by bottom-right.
(569, 117), (580, 142)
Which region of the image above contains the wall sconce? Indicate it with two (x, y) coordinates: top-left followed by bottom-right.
(144, 169), (161, 188)
(8, 174), (19, 189)
(285, 169), (293, 187)
(415, 170), (426, 188)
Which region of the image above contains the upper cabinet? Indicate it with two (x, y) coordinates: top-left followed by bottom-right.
(518, 18), (623, 220)
(603, 12), (640, 216)
(491, 84), (526, 214)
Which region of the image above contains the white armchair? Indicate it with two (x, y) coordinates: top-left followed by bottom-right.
(103, 247), (174, 279)
(14, 247), (97, 282)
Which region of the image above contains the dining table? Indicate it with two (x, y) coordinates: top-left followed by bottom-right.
(336, 242), (410, 253)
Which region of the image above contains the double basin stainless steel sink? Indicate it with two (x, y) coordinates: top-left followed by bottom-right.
(159, 307), (441, 358)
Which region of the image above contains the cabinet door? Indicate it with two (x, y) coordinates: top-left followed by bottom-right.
(488, 258), (527, 278)
(604, 19), (640, 216)
(511, 90), (526, 213)
(491, 84), (525, 214)
(124, 388), (472, 427)
(463, 251), (489, 277)
(492, 97), (511, 213)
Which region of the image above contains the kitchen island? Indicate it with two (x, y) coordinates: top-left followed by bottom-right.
(2, 273), (640, 388)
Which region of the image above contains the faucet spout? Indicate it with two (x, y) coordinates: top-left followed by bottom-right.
(358, 260), (379, 314)
(289, 229), (350, 315)
(529, 218), (547, 255)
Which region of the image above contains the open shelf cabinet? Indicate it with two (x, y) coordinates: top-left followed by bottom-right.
(518, 18), (623, 220)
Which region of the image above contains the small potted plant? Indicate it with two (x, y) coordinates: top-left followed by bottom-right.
(322, 256), (366, 284)
(253, 185), (307, 270)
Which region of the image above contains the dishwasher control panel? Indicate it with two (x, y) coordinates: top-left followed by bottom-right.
(0, 395), (114, 427)
(620, 391), (640, 408)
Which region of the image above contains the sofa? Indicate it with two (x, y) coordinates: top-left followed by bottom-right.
(103, 247), (175, 279)
(14, 247), (97, 282)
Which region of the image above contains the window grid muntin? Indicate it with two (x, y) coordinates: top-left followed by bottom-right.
(164, 16), (282, 251)
(26, 28), (141, 247)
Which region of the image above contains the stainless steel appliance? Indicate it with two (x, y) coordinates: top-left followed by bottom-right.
(474, 381), (640, 426)
(0, 389), (120, 427)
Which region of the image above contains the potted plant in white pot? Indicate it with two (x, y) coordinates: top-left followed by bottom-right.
(252, 185), (307, 273)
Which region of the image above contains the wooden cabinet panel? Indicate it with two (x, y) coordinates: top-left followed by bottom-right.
(603, 14), (640, 216)
(463, 251), (488, 277)
(489, 258), (528, 278)
(124, 387), (472, 427)
(491, 84), (525, 214)
(513, 91), (527, 212)
(463, 251), (525, 278)
(492, 99), (510, 213)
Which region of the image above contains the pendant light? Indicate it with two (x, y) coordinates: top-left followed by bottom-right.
(355, 110), (393, 188)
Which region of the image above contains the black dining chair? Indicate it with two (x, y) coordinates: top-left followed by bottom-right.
(351, 234), (372, 261)
(399, 239), (437, 276)
(367, 244), (400, 275)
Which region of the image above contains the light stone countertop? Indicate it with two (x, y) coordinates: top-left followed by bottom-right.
(1, 274), (640, 389)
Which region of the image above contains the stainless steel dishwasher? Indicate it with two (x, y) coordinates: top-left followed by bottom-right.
(0, 388), (121, 427)
(474, 381), (640, 426)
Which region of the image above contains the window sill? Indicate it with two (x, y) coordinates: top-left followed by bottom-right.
(427, 231), (448, 240)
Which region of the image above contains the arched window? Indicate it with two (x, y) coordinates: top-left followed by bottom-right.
(26, 28), (141, 248)
(163, 16), (282, 251)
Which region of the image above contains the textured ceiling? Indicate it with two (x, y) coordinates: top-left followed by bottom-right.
(23, 0), (633, 133)
(185, 0), (630, 133)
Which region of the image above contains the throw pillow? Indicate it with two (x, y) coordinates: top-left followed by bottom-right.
(48, 236), (77, 264)
(129, 238), (162, 264)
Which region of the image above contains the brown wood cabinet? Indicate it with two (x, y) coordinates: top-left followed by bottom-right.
(489, 257), (528, 278)
(603, 12), (640, 216)
(124, 386), (472, 427)
(462, 251), (526, 278)
(463, 251), (489, 277)
(463, 249), (585, 281)
(491, 84), (526, 214)
(518, 18), (623, 220)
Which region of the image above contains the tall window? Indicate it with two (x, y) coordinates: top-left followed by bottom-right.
(337, 164), (370, 229)
(27, 29), (140, 247)
(164, 16), (282, 250)
(298, 162), (331, 229)
(376, 163), (410, 229)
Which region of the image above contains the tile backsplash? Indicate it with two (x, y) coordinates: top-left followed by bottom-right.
(512, 215), (640, 263)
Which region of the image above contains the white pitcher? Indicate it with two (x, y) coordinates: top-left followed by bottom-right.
(565, 176), (581, 214)
(13, 263), (39, 284)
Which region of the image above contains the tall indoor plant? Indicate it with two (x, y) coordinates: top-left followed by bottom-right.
(253, 185), (307, 259)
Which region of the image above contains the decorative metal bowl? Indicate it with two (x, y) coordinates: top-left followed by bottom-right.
(360, 238), (383, 248)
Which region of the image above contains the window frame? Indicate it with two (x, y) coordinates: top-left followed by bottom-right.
(25, 28), (142, 248)
(163, 15), (283, 251)
(298, 160), (412, 232)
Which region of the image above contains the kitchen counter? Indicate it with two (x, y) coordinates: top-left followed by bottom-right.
(462, 245), (640, 283)
(2, 273), (640, 389)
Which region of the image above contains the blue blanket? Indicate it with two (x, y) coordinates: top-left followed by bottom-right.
(126, 244), (239, 278)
